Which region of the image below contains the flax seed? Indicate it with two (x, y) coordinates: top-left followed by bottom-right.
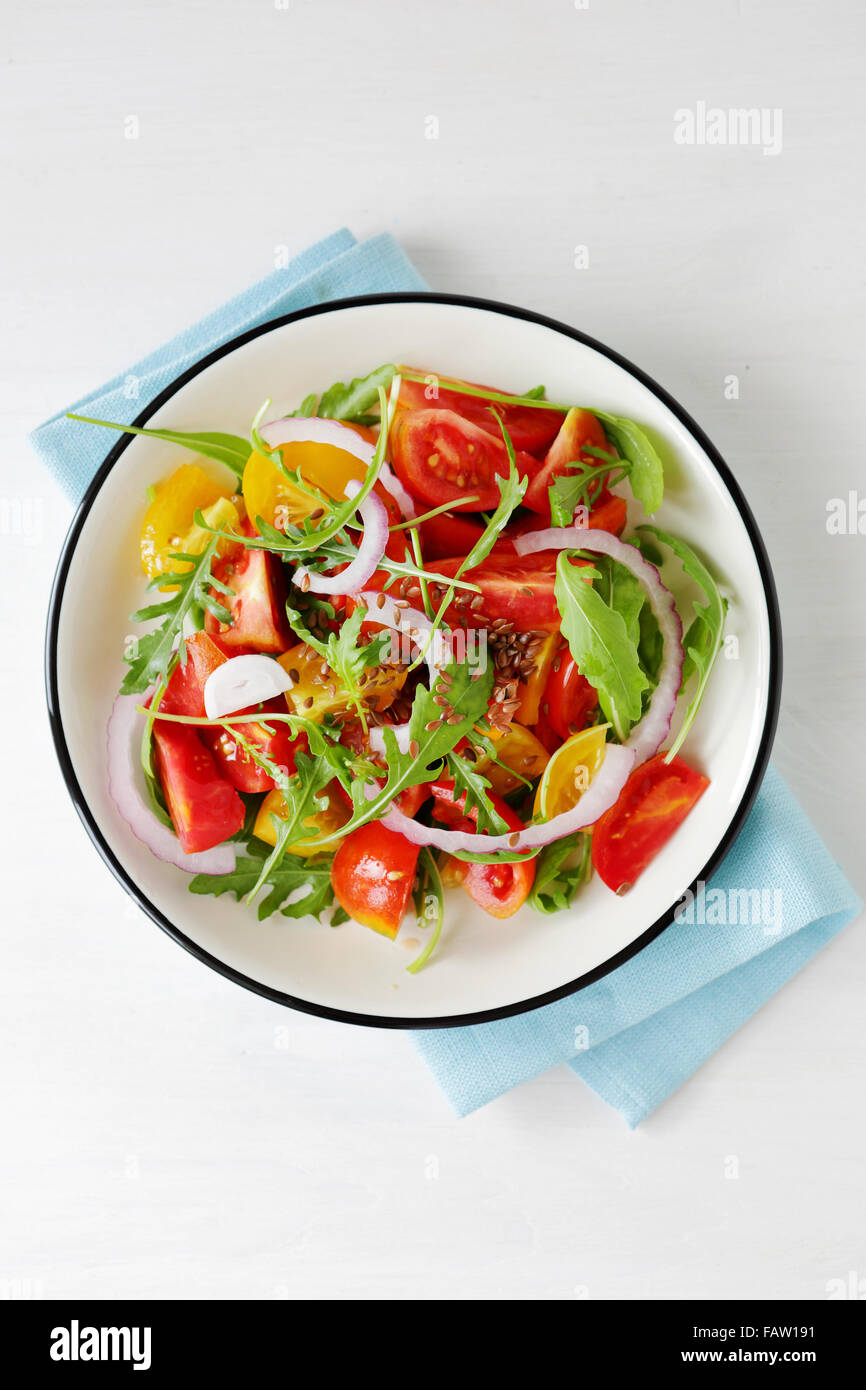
(425, 719), (441, 732)
(376, 592), (386, 610)
(447, 714), (462, 725)
(409, 740), (420, 759)
(303, 697), (314, 709)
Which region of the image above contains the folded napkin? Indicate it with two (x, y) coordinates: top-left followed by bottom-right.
(33, 229), (861, 1126)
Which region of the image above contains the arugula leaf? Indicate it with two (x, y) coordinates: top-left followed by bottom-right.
(285, 600), (389, 727)
(522, 385), (547, 399)
(592, 555), (645, 648)
(590, 412), (665, 514)
(241, 747), (337, 903)
(445, 750), (509, 834)
(549, 453), (625, 526)
(291, 393), (318, 418)
(554, 552), (648, 741)
(558, 553), (647, 745)
(528, 833), (592, 913)
(639, 526), (727, 761)
(324, 659), (495, 842)
(67, 414), (248, 481)
(189, 851), (338, 922)
(406, 849), (445, 974)
(318, 363), (397, 421)
(121, 532), (231, 694)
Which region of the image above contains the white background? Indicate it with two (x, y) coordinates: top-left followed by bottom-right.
(2, 0), (865, 1301)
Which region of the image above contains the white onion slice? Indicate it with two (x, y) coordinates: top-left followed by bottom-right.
(380, 743), (636, 853)
(292, 480), (389, 596)
(515, 526), (683, 766)
(107, 695), (236, 874)
(368, 723), (413, 757)
(203, 654), (295, 719)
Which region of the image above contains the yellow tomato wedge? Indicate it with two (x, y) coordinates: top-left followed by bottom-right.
(277, 642), (406, 724)
(253, 785), (349, 856)
(473, 722), (549, 796)
(513, 631), (560, 725)
(140, 463), (241, 580)
(243, 432), (376, 532)
(533, 723), (611, 820)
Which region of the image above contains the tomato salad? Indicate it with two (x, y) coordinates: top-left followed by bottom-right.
(79, 364), (726, 972)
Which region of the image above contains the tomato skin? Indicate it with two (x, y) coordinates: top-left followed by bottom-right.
(330, 823), (420, 938)
(523, 408), (611, 516)
(426, 552), (589, 632)
(206, 699), (303, 794)
(159, 633), (300, 793)
(397, 369), (565, 456)
(389, 409), (538, 512)
(419, 511), (485, 561)
(592, 753), (710, 894)
(430, 781), (535, 919)
(205, 541), (291, 654)
(152, 721), (245, 853)
(542, 651), (599, 742)
(587, 489), (627, 537)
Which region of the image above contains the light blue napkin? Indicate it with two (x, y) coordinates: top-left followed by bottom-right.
(31, 229), (426, 501)
(33, 230), (861, 1126)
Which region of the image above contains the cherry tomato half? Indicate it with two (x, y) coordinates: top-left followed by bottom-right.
(430, 781), (535, 919)
(330, 823), (420, 938)
(542, 650), (599, 742)
(591, 753), (710, 894)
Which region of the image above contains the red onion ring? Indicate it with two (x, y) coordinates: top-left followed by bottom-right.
(293, 481), (389, 596)
(515, 526), (683, 766)
(380, 743), (636, 853)
(107, 695), (236, 874)
(203, 654), (295, 719)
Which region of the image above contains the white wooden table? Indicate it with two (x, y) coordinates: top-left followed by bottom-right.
(2, 0), (864, 1301)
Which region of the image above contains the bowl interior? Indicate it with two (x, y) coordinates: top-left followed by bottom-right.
(50, 298), (776, 1024)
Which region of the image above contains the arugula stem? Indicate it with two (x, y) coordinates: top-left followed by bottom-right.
(406, 849), (444, 974)
(388, 495), (480, 533)
(408, 528), (433, 620)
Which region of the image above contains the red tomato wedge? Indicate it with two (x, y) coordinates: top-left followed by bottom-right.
(591, 753), (710, 894)
(418, 510), (486, 561)
(430, 781), (535, 918)
(542, 651), (599, 742)
(389, 408), (538, 512)
(523, 407), (611, 516)
(397, 368), (565, 456)
(425, 552), (590, 631)
(205, 535), (291, 653)
(160, 632), (301, 794)
(152, 721), (245, 853)
(330, 823), (420, 938)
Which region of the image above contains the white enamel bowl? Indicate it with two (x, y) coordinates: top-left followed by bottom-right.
(46, 295), (781, 1027)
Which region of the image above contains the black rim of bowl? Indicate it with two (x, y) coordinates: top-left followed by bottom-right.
(44, 291), (783, 1030)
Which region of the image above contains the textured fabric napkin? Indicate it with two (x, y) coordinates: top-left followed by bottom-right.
(33, 229), (861, 1127)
